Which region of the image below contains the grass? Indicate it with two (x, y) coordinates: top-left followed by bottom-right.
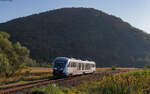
(23, 84), (64, 94)
(0, 67), (52, 86)
(68, 69), (150, 94)
(23, 68), (147, 94)
(22, 67), (52, 73)
(0, 67), (138, 86)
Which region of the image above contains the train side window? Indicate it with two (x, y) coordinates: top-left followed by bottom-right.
(70, 62), (75, 67)
(70, 62), (72, 67)
(71, 62), (75, 67)
(68, 62), (73, 67)
(72, 62), (74, 67)
(86, 64), (88, 70)
(73, 62), (76, 67)
(79, 63), (81, 70)
(87, 64), (90, 69)
(77, 63), (79, 70)
(82, 63), (84, 70)
(85, 64), (88, 70)
(79, 63), (80, 70)
(71, 62), (74, 67)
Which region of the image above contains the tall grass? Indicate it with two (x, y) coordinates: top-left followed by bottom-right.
(23, 69), (150, 94)
(23, 85), (64, 94)
(99, 74), (145, 94)
(71, 69), (150, 94)
(0, 68), (52, 86)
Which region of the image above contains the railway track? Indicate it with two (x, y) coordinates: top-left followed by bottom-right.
(0, 76), (74, 94)
(0, 70), (128, 94)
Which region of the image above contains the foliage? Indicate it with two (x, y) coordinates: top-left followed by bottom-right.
(24, 85), (64, 94)
(144, 65), (150, 69)
(0, 31), (35, 77)
(23, 70), (150, 94)
(60, 70), (150, 94)
(74, 70), (150, 94)
(111, 65), (116, 70)
(0, 72), (52, 85)
(1, 8), (150, 67)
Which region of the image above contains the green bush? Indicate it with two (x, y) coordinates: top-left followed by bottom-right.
(144, 65), (150, 69)
(111, 65), (116, 70)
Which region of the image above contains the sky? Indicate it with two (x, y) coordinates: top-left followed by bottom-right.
(0, 0), (150, 33)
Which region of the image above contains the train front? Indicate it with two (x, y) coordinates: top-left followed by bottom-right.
(52, 57), (68, 76)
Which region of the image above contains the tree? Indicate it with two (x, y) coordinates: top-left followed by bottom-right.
(0, 31), (35, 77)
(0, 54), (10, 77)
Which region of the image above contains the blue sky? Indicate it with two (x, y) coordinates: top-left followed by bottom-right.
(0, 0), (150, 33)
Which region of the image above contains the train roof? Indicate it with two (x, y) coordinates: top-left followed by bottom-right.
(55, 57), (95, 64)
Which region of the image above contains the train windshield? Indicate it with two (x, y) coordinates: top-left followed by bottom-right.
(54, 60), (67, 68)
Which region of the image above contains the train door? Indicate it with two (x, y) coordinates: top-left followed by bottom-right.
(82, 63), (84, 70)
(67, 61), (78, 75)
(72, 62), (77, 75)
(67, 61), (73, 75)
(77, 63), (82, 74)
(85, 63), (91, 73)
(92, 64), (96, 72)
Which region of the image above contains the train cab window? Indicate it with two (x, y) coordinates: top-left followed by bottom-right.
(54, 60), (67, 68)
(93, 64), (95, 67)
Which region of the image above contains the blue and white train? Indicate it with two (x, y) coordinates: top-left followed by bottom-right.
(52, 57), (96, 76)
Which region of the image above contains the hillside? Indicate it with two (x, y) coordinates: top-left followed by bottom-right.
(0, 8), (150, 67)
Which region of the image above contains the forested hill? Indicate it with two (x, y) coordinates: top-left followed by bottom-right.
(0, 8), (150, 67)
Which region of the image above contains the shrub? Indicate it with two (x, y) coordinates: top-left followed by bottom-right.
(111, 65), (116, 70)
(144, 65), (150, 69)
